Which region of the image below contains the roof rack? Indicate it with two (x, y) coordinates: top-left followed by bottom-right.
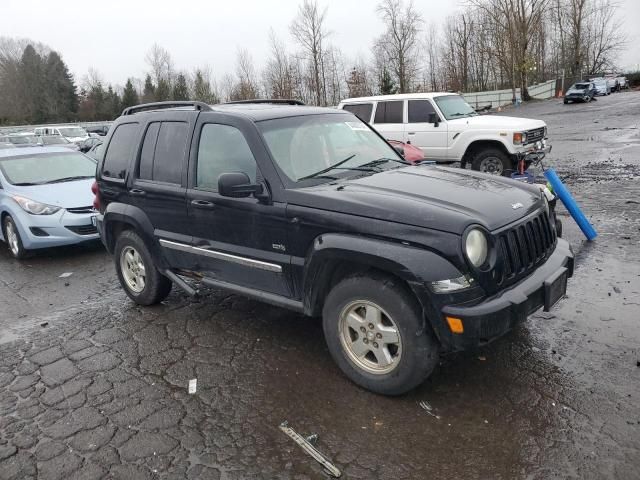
(222, 99), (305, 106)
(121, 101), (213, 116)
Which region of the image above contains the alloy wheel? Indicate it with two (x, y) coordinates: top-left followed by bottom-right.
(478, 156), (504, 175)
(120, 246), (146, 293)
(5, 220), (20, 256)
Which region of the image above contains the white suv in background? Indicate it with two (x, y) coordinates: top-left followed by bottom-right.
(338, 93), (550, 175)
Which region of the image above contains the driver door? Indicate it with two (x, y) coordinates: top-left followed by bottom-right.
(184, 116), (292, 297)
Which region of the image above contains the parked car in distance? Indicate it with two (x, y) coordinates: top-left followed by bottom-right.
(0, 147), (99, 259)
(338, 93), (549, 176)
(85, 124), (111, 136)
(37, 135), (80, 150)
(0, 133), (38, 147)
(604, 76), (619, 93)
(79, 136), (103, 153)
(0, 143), (17, 149)
(591, 78), (611, 95)
(33, 125), (89, 145)
(387, 139), (425, 163)
(86, 141), (104, 161)
(564, 82), (598, 103)
(94, 100), (573, 395)
(616, 76), (628, 90)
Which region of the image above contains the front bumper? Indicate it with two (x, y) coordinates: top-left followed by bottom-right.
(565, 94), (590, 102)
(439, 238), (574, 351)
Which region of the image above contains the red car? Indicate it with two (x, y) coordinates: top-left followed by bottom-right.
(387, 140), (425, 163)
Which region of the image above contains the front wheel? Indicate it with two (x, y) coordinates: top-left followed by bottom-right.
(2, 216), (29, 259)
(471, 148), (511, 176)
(322, 273), (440, 395)
(114, 230), (172, 305)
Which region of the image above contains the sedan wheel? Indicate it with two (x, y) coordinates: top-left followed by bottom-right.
(338, 300), (402, 375)
(2, 216), (28, 259)
(120, 246), (146, 293)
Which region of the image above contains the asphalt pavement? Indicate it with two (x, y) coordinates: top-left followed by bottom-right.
(0, 91), (639, 479)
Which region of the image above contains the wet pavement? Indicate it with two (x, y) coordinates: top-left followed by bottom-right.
(1, 92), (639, 479)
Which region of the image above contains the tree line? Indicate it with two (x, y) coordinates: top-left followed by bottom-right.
(0, 0), (628, 125)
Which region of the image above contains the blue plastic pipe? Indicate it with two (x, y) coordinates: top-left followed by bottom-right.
(544, 168), (597, 240)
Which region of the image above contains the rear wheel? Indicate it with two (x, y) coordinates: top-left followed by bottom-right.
(322, 273), (440, 395)
(471, 148), (511, 176)
(114, 230), (172, 305)
(563, 99), (569, 104)
(2, 216), (29, 259)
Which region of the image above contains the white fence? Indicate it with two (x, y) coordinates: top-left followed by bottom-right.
(463, 79), (557, 109)
(0, 120), (113, 135)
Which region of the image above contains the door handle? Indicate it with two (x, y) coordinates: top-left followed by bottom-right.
(129, 188), (146, 197)
(191, 199), (215, 209)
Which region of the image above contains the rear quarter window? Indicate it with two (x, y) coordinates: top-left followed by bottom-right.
(102, 123), (139, 180)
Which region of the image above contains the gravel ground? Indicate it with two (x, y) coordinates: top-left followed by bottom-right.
(0, 92), (638, 480)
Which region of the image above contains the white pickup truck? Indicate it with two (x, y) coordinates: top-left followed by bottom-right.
(338, 93), (550, 175)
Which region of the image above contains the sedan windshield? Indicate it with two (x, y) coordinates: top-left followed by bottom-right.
(433, 95), (477, 120)
(574, 83), (590, 90)
(258, 113), (406, 184)
(58, 127), (87, 137)
(0, 152), (96, 185)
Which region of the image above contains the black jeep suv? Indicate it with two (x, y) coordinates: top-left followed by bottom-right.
(94, 100), (574, 395)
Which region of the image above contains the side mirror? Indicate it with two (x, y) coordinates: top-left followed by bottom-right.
(428, 113), (440, 127)
(393, 145), (405, 156)
(218, 172), (263, 198)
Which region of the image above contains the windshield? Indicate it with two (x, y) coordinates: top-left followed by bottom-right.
(574, 83), (590, 90)
(0, 152), (96, 185)
(9, 136), (35, 144)
(258, 113), (404, 184)
(433, 95), (477, 120)
(42, 136), (68, 144)
(58, 127), (87, 138)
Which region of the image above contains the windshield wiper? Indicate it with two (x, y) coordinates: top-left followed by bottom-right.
(298, 154), (358, 181)
(45, 175), (94, 184)
(363, 157), (411, 167)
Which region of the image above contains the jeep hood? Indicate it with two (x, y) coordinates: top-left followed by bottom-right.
(287, 166), (543, 234)
(448, 115), (546, 131)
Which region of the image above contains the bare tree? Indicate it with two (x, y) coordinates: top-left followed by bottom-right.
(145, 43), (174, 87)
(264, 30), (297, 99)
(374, 0), (423, 93)
(290, 0), (329, 105)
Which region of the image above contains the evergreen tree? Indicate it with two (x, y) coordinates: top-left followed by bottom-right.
(172, 73), (189, 100)
(121, 78), (139, 109)
(155, 77), (171, 101)
(142, 74), (155, 103)
(20, 45), (46, 123)
(193, 70), (218, 104)
(43, 51), (77, 122)
(102, 85), (121, 119)
(379, 67), (397, 95)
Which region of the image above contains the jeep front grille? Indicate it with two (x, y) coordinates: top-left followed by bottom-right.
(497, 211), (556, 283)
(525, 127), (545, 145)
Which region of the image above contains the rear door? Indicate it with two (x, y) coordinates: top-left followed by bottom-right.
(371, 100), (405, 143)
(184, 114), (291, 297)
(129, 111), (195, 267)
(406, 99), (448, 160)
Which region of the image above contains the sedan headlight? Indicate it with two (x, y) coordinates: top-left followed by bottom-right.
(513, 132), (527, 145)
(11, 195), (61, 215)
(465, 228), (488, 267)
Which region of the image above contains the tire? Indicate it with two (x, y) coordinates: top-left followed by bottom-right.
(322, 273), (440, 395)
(114, 230), (172, 305)
(471, 148), (511, 176)
(2, 215), (29, 259)
(563, 99), (569, 104)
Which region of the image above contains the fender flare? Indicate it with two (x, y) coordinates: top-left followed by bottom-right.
(303, 233), (463, 318)
(102, 203), (159, 259)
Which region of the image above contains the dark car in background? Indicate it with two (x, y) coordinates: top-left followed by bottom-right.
(79, 136), (103, 153)
(85, 124), (110, 136)
(564, 82), (598, 104)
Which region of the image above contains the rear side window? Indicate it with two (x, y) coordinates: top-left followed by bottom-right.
(343, 103), (373, 122)
(103, 123), (138, 179)
(138, 121), (187, 184)
(408, 100), (437, 123)
(374, 101), (403, 124)
(196, 124), (257, 191)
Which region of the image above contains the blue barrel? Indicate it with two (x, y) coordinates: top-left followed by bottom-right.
(544, 168), (597, 240)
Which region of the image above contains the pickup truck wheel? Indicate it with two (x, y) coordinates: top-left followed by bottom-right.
(471, 148), (510, 176)
(114, 230), (172, 305)
(322, 274), (439, 395)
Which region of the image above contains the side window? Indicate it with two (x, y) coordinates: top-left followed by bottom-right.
(152, 122), (188, 184)
(102, 123), (138, 179)
(408, 100), (437, 123)
(343, 103), (373, 122)
(138, 122), (160, 180)
(373, 101), (403, 124)
(196, 124), (257, 191)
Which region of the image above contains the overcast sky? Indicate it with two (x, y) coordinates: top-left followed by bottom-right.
(3, 0), (639, 87)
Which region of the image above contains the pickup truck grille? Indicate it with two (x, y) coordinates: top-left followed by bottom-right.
(497, 211), (556, 284)
(525, 127), (545, 145)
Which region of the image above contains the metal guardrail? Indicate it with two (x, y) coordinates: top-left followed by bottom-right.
(0, 120), (114, 135)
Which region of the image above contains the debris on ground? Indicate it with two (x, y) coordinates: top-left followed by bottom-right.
(40, 322), (48, 327)
(188, 378), (197, 394)
(279, 421), (341, 478)
(59, 272), (73, 278)
(419, 400), (441, 419)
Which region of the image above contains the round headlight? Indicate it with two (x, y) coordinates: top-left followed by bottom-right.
(542, 194), (550, 216)
(465, 229), (488, 267)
